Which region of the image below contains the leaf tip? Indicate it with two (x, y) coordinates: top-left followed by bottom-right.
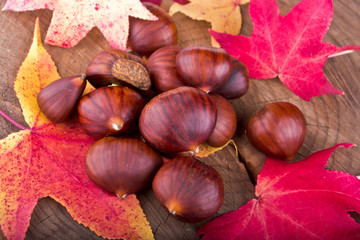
(33, 17), (42, 46)
(168, 3), (179, 16)
(208, 29), (226, 42)
(1, 2), (10, 11)
(335, 143), (355, 149)
(347, 143), (356, 148)
(208, 29), (216, 34)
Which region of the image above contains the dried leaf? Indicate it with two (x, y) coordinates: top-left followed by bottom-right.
(197, 143), (360, 240)
(210, 0), (360, 100)
(3, 0), (158, 49)
(169, 0), (249, 47)
(195, 140), (237, 158)
(0, 18), (153, 240)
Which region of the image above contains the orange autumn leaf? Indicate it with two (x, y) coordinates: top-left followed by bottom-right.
(169, 0), (249, 47)
(0, 18), (153, 240)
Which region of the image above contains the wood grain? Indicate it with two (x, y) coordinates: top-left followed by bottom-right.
(0, 0), (359, 239)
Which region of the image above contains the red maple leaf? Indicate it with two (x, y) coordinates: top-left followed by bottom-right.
(0, 19), (153, 240)
(2, 0), (158, 49)
(197, 143), (360, 240)
(210, 0), (360, 100)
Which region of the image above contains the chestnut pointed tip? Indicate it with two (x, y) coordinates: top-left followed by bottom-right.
(116, 192), (128, 200)
(194, 146), (200, 154)
(186, 145), (200, 156)
(166, 201), (180, 216)
(197, 86), (211, 94)
(112, 123), (122, 131)
(187, 151), (195, 156)
(169, 209), (177, 215)
(109, 117), (124, 132)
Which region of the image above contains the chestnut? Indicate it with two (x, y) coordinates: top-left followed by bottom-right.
(139, 86), (217, 157)
(77, 86), (145, 138)
(213, 58), (249, 99)
(37, 75), (86, 123)
(206, 94), (237, 147)
(246, 102), (306, 161)
(128, 2), (178, 56)
(176, 45), (232, 93)
(85, 49), (151, 90)
(152, 157), (224, 223)
(85, 137), (163, 199)
(146, 45), (186, 93)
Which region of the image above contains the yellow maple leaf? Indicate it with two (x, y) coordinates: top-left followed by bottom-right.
(169, 0), (250, 47)
(0, 18), (152, 240)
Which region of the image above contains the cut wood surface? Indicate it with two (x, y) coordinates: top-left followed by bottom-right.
(0, 0), (359, 239)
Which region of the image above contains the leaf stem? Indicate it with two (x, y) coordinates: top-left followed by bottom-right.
(0, 109), (29, 130)
(328, 50), (354, 58)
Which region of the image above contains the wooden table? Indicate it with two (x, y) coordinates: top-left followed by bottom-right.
(0, 0), (359, 239)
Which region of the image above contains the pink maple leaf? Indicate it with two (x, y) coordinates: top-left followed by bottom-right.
(210, 0), (360, 100)
(197, 143), (360, 240)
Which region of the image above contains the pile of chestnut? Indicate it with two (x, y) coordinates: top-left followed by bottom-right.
(37, 2), (306, 224)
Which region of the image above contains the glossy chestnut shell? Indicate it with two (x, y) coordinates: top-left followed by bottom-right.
(176, 45), (232, 93)
(139, 86), (217, 157)
(77, 86), (145, 138)
(206, 94), (237, 147)
(213, 58), (249, 99)
(128, 2), (178, 56)
(85, 49), (151, 90)
(37, 75), (86, 123)
(246, 102), (306, 161)
(152, 157), (224, 223)
(85, 137), (163, 199)
(146, 45), (186, 93)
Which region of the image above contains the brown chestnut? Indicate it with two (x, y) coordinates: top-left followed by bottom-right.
(213, 58), (249, 99)
(206, 94), (237, 147)
(85, 49), (151, 90)
(246, 102), (306, 161)
(85, 137), (163, 199)
(37, 75), (86, 123)
(139, 86), (216, 157)
(176, 45), (232, 93)
(77, 86), (145, 138)
(152, 157), (224, 223)
(128, 2), (178, 56)
(146, 45), (186, 93)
